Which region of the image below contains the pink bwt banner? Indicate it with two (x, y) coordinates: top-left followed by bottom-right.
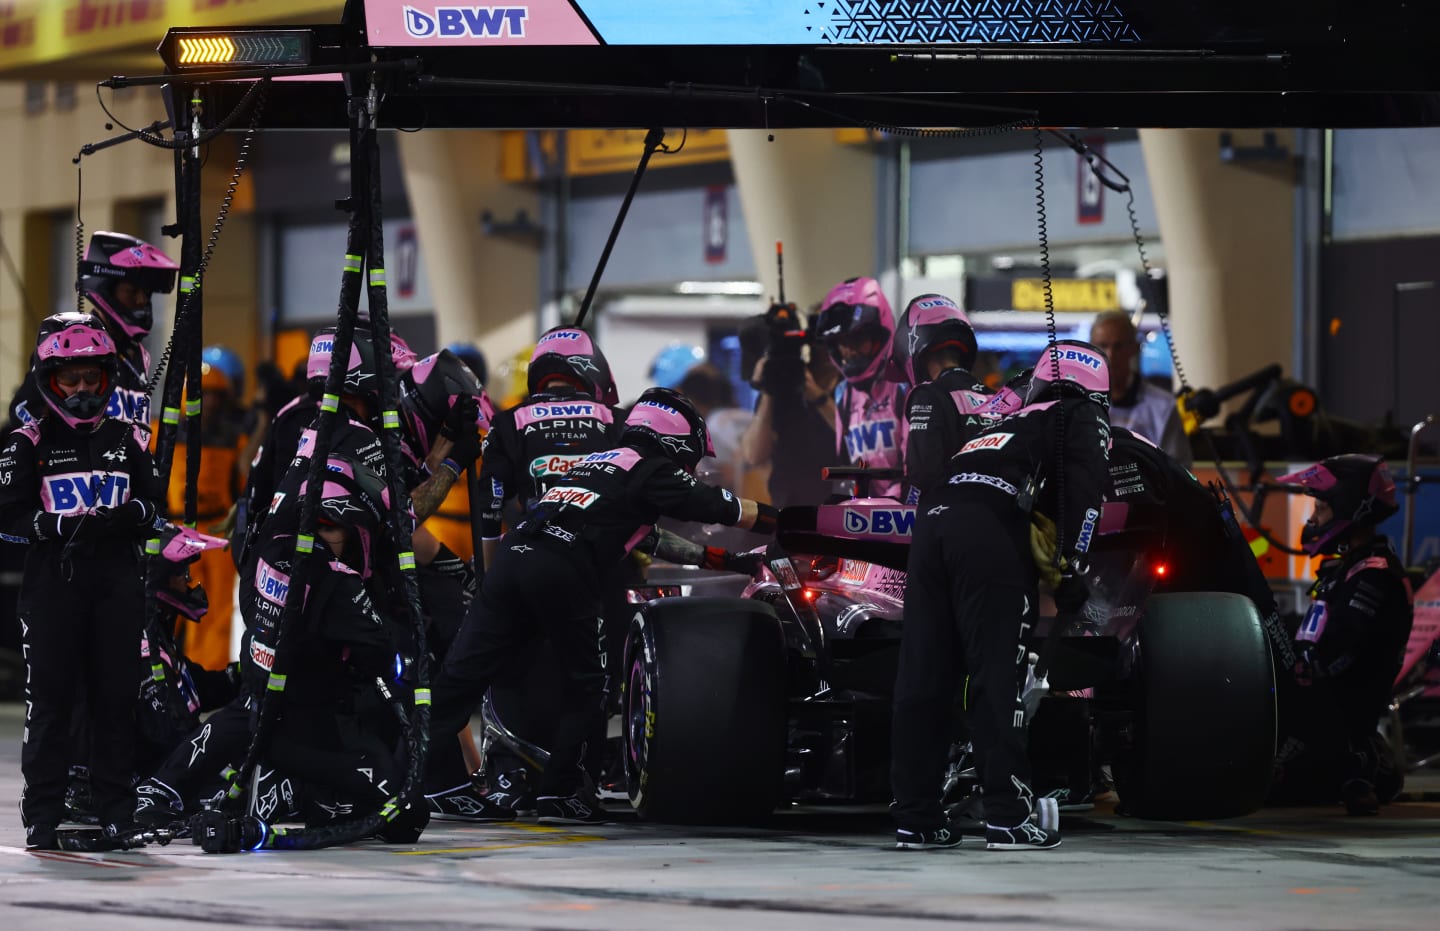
(365, 1), (601, 46)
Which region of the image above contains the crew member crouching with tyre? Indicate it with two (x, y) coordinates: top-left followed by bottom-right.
(1271, 454), (1413, 815)
(424, 387), (780, 825)
(891, 340), (1110, 851)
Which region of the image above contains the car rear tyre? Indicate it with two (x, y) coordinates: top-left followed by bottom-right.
(623, 597), (787, 824)
(1117, 592), (1275, 820)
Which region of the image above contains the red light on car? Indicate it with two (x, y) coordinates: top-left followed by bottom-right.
(801, 588), (819, 602)
(1153, 563), (1169, 578)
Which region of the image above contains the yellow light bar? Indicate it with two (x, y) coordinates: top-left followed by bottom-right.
(171, 30), (311, 70)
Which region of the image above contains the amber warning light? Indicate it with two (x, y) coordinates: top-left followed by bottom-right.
(171, 31), (311, 70)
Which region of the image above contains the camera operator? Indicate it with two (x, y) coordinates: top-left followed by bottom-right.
(740, 302), (843, 507)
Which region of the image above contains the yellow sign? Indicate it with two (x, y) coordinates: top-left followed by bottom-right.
(1010, 278), (1119, 313)
(501, 129), (732, 181)
(0, 0), (342, 77)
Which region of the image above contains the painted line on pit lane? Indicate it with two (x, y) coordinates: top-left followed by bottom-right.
(0, 845), (152, 868)
(396, 821), (605, 855)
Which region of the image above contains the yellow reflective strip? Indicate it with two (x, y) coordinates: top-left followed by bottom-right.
(267, 673), (287, 692)
(382, 410), (400, 430)
(343, 254), (363, 272)
(221, 767), (237, 780)
(162, 407), (181, 425)
(320, 393), (340, 413)
(414, 688), (431, 706)
(151, 663), (165, 681)
(179, 275), (197, 294)
(145, 538), (161, 555)
(398, 552), (416, 571)
(186, 399), (202, 416)
(380, 801), (398, 821)
(227, 784), (243, 799)
(296, 534), (314, 553)
(368, 268), (386, 286)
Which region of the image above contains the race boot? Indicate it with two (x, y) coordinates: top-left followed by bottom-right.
(425, 782), (515, 822)
(895, 821), (964, 851)
(985, 797), (1061, 851)
(488, 767), (538, 815)
(64, 765), (99, 825)
(535, 793), (612, 826)
(134, 778), (185, 829)
(25, 823), (58, 851)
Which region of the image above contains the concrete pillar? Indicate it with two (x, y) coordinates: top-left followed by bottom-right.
(397, 130), (540, 393)
(728, 130), (878, 311)
(1139, 129), (1296, 391)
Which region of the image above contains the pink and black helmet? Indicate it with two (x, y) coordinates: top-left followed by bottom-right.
(306, 454), (392, 579)
(32, 311), (119, 429)
(1024, 340), (1111, 408)
(306, 326), (380, 407)
(1278, 454), (1399, 555)
(814, 276), (895, 385)
(891, 293), (977, 386)
(399, 349), (492, 458)
(622, 387), (714, 473)
(78, 231), (179, 340)
(527, 326), (618, 405)
(148, 524), (229, 621)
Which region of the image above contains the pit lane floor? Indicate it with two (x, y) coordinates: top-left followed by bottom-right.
(0, 706), (1437, 931)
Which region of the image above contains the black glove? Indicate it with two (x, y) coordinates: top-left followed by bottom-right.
(39, 512), (106, 543)
(440, 395), (482, 468)
(1052, 572), (1090, 615)
(701, 546), (765, 577)
(98, 499), (159, 536)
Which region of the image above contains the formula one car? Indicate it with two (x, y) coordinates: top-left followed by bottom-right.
(618, 479), (1276, 824)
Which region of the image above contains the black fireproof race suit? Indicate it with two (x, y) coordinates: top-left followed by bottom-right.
(891, 395), (1109, 830)
(1272, 537), (1413, 803)
(426, 443), (747, 798)
(903, 366), (995, 499)
(0, 416), (162, 833)
(477, 386), (623, 544)
(244, 537), (412, 829)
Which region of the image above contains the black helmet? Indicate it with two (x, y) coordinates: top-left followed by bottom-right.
(527, 326), (617, 404)
(78, 231), (179, 340)
(308, 454), (392, 579)
(398, 349), (490, 457)
(306, 326), (381, 408)
(891, 293), (977, 385)
(1278, 454), (1399, 555)
(622, 387), (713, 474)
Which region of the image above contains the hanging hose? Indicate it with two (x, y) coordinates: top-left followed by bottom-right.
(1033, 126), (1065, 571)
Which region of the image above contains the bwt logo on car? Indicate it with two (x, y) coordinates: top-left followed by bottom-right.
(843, 508), (916, 537)
(404, 5), (529, 38)
(311, 338), (333, 355)
(539, 330), (583, 343)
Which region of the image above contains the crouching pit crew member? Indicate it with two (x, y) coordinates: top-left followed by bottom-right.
(1271, 454), (1413, 815)
(0, 313), (163, 850)
(424, 387), (780, 824)
(891, 340), (1110, 851)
